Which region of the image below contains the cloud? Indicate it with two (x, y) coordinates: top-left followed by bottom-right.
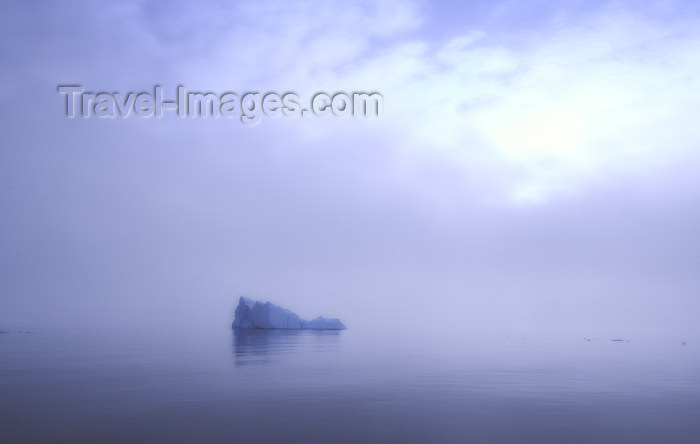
(333, 5), (700, 203)
(107, 0), (699, 204)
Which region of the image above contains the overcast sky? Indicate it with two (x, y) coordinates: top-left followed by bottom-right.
(1, 0), (699, 338)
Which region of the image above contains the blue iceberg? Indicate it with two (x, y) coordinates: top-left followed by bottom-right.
(232, 297), (346, 330)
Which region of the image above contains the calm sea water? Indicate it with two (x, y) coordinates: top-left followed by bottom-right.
(1, 327), (699, 443)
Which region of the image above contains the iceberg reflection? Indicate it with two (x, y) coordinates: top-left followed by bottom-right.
(232, 329), (342, 366)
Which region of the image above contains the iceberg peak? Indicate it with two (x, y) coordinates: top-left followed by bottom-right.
(232, 297), (346, 330)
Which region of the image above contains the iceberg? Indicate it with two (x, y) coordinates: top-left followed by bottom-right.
(232, 297), (346, 330)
